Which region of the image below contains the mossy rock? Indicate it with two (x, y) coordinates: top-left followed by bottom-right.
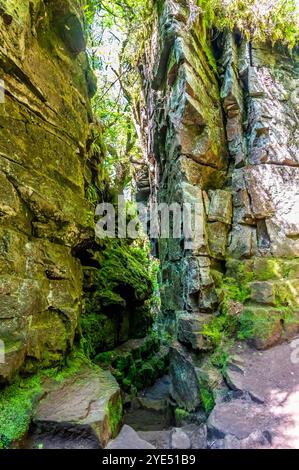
(0, 351), (97, 448)
(81, 240), (154, 356)
(97, 337), (169, 395)
(238, 306), (299, 350)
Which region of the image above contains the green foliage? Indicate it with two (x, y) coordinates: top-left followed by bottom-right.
(108, 397), (123, 437)
(199, 385), (215, 413)
(175, 407), (190, 422)
(87, 184), (98, 206)
(201, 264), (253, 370)
(202, 316), (226, 346)
(84, 0), (153, 192)
(199, 0), (298, 49)
(202, 312), (239, 347)
(223, 278), (251, 304)
(210, 343), (231, 371)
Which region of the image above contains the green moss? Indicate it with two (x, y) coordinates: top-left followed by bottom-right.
(81, 240), (154, 357)
(97, 336), (168, 394)
(0, 375), (42, 448)
(174, 407), (190, 425)
(96, 240), (153, 303)
(283, 312), (299, 330)
(199, 386), (215, 414)
(80, 311), (117, 358)
(202, 312), (238, 347)
(202, 316), (225, 346)
(199, 0), (298, 49)
(202, 41), (217, 73)
(0, 350), (93, 448)
(238, 307), (281, 341)
(108, 396), (123, 438)
(254, 258), (281, 281)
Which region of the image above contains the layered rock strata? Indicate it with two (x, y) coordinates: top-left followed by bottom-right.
(139, 0), (299, 411)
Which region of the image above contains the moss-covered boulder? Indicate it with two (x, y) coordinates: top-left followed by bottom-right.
(34, 366), (122, 448)
(0, 357), (122, 449)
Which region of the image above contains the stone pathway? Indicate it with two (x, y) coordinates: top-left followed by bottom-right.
(26, 339), (299, 449)
(208, 339), (299, 449)
(107, 339), (299, 449)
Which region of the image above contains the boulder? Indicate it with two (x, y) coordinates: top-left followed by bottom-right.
(34, 367), (122, 448)
(106, 425), (155, 449)
(169, 343), (201, 411)
(208, 399), (273, 440)
(137, 430), (172, 449)
(177, 313), (214, 351)
(171, 428), (191, 449)
(138, 425), (207, 450)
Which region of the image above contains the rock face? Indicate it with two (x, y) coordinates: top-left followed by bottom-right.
(0, 0), (96, 381)
(0, 0), (154, 383)
(139, 0), (299, 411)
(34, 366), (122, 448)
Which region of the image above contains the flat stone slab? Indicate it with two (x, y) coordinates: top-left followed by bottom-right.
(209, 338), (299, 448)
(34, 367), (121, 448)
(208, 399), (277, 440)
(137, 430), (172, 449)
(171, 428), (191, 449)
(137, 375), (170, 410)
(226, 341), (299, 405)
(106, 425), (155, 449)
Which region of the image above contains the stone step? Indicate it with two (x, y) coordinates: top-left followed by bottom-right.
(123, 376), (172, 431)
(33, 366), (122, 448)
